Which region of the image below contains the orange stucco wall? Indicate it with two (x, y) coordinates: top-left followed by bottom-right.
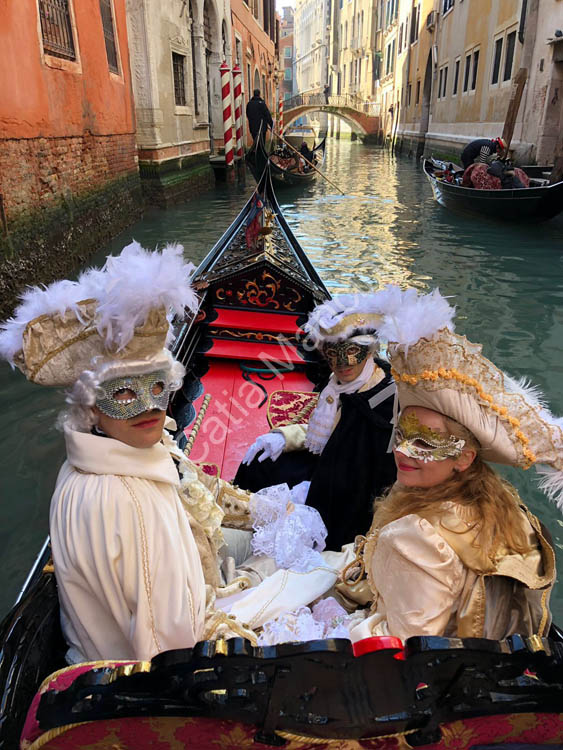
(231, 0), (276, 144)
(0, 0), (135, 139)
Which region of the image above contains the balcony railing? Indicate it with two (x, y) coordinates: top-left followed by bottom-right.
(284, 92), (381, 117)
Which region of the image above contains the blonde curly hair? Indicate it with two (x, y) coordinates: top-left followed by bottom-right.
(373, 415), (532, 563)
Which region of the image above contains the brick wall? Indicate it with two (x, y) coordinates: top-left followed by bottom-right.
(0, 132), (142, 320)
(0, 132), (138, 223)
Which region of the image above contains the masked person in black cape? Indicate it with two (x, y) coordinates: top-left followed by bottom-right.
(234, 293), (397, 550)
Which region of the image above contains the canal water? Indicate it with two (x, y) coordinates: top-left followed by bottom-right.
(1, 139), (563, 623)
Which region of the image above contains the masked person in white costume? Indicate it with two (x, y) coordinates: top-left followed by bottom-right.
(234, 294), (397, 550)
(343, 288), (559, 644)
(0, 243), (359, 663)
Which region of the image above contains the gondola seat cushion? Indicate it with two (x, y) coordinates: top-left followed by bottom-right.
(462, 163), (530, 190)
(19, 710), (563, 749)
(20, 660), (137, 748)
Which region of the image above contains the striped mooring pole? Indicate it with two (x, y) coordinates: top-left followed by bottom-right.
(232, 63), (243, 159)
(278, 93), (284, 136)
(220, 60), (234, 167)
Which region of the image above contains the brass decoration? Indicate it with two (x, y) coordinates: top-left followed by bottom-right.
(208, 328), (298, 346)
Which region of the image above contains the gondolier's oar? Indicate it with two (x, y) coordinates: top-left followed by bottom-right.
(273, 129), (346, 195)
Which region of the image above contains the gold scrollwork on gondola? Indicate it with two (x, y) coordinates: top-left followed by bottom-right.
(208, 328), (298, 345)
(214, 271), (303, 311)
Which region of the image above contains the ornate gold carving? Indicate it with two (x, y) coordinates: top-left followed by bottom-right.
(209, 328), (298, 345)
(215, 271), (303, 311)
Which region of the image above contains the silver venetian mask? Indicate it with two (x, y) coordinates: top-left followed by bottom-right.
(96, 370), (171, 420)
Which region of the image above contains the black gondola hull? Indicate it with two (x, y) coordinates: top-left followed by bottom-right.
(248, 134), (327, 187)
(423, 158), (563, 222)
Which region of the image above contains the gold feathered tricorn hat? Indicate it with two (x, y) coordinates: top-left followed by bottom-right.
(373, 286), (563, 509)
(0, 241), (198, 387)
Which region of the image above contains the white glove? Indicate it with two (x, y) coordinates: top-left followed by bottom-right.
(242, 432), (286, 464)
(290, 480), (311, 506)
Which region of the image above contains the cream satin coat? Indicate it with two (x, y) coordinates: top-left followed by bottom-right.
(350, 502), (555, 644)
(50, 428), (207, 663)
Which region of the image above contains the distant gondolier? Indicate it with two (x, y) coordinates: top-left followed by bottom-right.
(461, 137), (506, 169)
(246, 89), (273, 143)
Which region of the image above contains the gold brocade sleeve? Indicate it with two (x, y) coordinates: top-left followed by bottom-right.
(192, 463), (253, 531)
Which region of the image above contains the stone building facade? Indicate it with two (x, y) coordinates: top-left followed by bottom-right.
(516, 0), (563, 165)
(392, 0), (563, 165)
(0, 0), (141, 320)
(330, 0), (383, 101)
(231, 0), (278, 145)
(125, 0), (231, 204)
(294, 0), (330, 95)
(279, 6), (296, 102)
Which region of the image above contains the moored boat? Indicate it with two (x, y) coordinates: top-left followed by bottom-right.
(423, 157), (563, 222)
(284, 125), (317, 149)
(2, 169), (563, 750)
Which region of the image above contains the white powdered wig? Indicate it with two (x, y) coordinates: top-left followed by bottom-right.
(376, 287), (455, 348)
(0, 241), (198, 364)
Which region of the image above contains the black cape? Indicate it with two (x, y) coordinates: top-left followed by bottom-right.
(234, 361), (397, 550)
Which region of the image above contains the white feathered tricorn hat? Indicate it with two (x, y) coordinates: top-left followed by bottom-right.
(373, 286), (563, 509)
(303, 292), (386, 346)
(0, 241), (198, 387)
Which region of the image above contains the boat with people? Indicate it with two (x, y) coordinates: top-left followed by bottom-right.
(247, 130), (327, 187)
(423, 157), (563, 221)
(284, 125), (317, 150)
(2, 169), (563, 750)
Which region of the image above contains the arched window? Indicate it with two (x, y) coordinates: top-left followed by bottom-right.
(254, 68), (260, 93)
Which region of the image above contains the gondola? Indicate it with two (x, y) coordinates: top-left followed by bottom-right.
(2, 169), (563, 750)
(423, 157), (563, 221)
(248, 130), (327, 187)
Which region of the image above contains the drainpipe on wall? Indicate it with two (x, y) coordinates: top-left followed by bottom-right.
(518, 0), (527, 45)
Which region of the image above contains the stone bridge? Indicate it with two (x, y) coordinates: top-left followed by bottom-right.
(282, 93), (381, 140)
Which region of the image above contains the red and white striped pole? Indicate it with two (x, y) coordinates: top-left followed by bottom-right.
(278, 93), (284, 136)
(232, 63), (243, 159)
(220, 61), (234, 167)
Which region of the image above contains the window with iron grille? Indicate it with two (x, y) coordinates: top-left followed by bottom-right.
(172, 53), (187, 106)
(99, 0), (118, 72)
(38, 0), (76, 60)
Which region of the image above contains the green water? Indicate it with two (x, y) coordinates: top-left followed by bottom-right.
(1, 140), (562, 623)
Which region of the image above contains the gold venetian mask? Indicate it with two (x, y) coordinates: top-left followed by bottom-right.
(394, 412), (465, 463)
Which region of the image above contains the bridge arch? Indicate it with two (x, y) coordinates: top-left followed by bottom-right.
(282, 95), (381, 139)
(284, 107), (368, 136)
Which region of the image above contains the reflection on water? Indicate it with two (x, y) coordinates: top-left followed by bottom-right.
(1, 140), (562, 621)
